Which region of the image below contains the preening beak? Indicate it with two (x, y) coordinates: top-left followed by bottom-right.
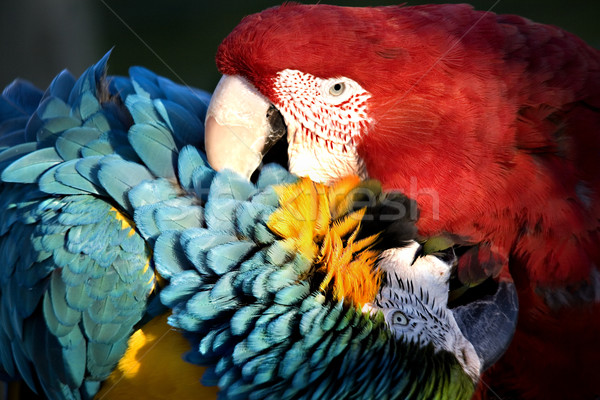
(452, 277), (519, 372)
(205, 75), (287, 179)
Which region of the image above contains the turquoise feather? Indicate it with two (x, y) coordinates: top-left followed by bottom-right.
(1, 147), (63, 184)
(55, 127), (103, 160)
(128, 122), (177, 179)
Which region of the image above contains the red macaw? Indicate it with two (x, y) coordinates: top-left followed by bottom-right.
(203, 3), (600, 399)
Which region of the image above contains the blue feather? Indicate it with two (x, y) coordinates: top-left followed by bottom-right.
(208, 169), (257, 203)
(169, 309), (202, 333)
(82, 111), (113, 134)
(65, 283), (95, 311)
(73, 156), (102, 187)
(128, 178), (177, 209)
(132, 204), (161, 242)
(215, 358), (237, 389)
(43, 293), (77, 338)
(0, 331), (15, 378)
(1, 79), (43, 117)
(86, 297), (121, 324)
(252, 352), (281, 385)
(82, 311), (135, 344)
(118, 231), (146, 255)
(154, 202), (203, 232)
(86, 339), (128, 379)
(125, 94), (159, 124)
(37, 97), (71, 120)
(97, 157), (153, 213)
(0, 143), (38, 173)
(52, 161), (102, 195)
(186, 290), (222, 321)
(153, 231), (189, 279)
(230, 305), (264, 336)
(239, 266), (270, 300)
(107, 76), (135, 101)
(55, 127), (102, 160)
(273, 283), (310, 306)
(176, 145), (208, 191)
(245, 325), (272, 353)
(204, 198), (239, 233)
(67, 51), (110, 106)
(154, 98), (204, 147)
(156, 76), (210, 119)
(60, 265), (88, 287)
(192, 163), (216, 202)
(279, 341), (307, 380)
(54, 327), (86, 388)
(235, 202), (276, 243)
(79, 138), (118, 158)
(180, 229), (237, 275)
(2, 147), (63, 183)
(0, 118), (27, 137)
(197, 326), (223, 356)
(256, 163), (297, 189)
(49, 272), (81, 326)
(208, 271), (238, 304)
(10, 341), (37, 393)
(159, 270), (202, 308)
(37, 116), (82, 146)
(225, 379), (254, 399)
(39, 164), (88, 195)
(75, 92), (101, 121)
(45, 70), (76, 103)
(14, 277), (47, 319)
(309, 333), (334, 367)
(128, 122), (177, 179)
(130, 75), (162, 100)
(23, 111), (43, 142)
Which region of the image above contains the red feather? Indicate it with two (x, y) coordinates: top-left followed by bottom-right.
(217, 4), (600, 399)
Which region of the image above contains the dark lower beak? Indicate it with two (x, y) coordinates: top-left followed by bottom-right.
(452, 276), (519, 371)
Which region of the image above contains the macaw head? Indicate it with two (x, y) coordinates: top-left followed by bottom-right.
(204, 3), (517, 229)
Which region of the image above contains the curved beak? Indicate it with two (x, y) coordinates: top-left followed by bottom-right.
(205, 75), (287, 179)
(452, 275), (519, 372)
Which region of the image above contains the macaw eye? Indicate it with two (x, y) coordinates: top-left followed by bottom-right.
(392, 311), (409, 326)
(329, 82), (346, 96)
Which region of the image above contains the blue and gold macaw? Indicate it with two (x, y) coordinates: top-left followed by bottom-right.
(0, 52), (516, 400)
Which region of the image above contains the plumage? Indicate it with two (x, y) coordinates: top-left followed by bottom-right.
(206, 3), (600, 399)
(1, 46), (513, 399)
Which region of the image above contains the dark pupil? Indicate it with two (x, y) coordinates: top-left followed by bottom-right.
(334, 83), (342, 91)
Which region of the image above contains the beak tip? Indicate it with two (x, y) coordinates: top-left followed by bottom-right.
(204, 115), (262, 179)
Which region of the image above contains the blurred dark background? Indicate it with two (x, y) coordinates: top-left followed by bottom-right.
(1, 0), (599, 93)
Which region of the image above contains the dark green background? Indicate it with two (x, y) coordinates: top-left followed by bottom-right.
(1, 1), (598, 93)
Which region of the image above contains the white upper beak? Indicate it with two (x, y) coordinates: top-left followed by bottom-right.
(204, 75), (273, 179)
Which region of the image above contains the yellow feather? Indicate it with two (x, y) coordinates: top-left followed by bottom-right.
(109, 207), (136, 237)
(268, 176), (384, 308)
(95, 314), (219, 400)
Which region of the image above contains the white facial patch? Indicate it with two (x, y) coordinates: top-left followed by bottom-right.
(362, 242), (482, 382)
(272, 69), (372, 183)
